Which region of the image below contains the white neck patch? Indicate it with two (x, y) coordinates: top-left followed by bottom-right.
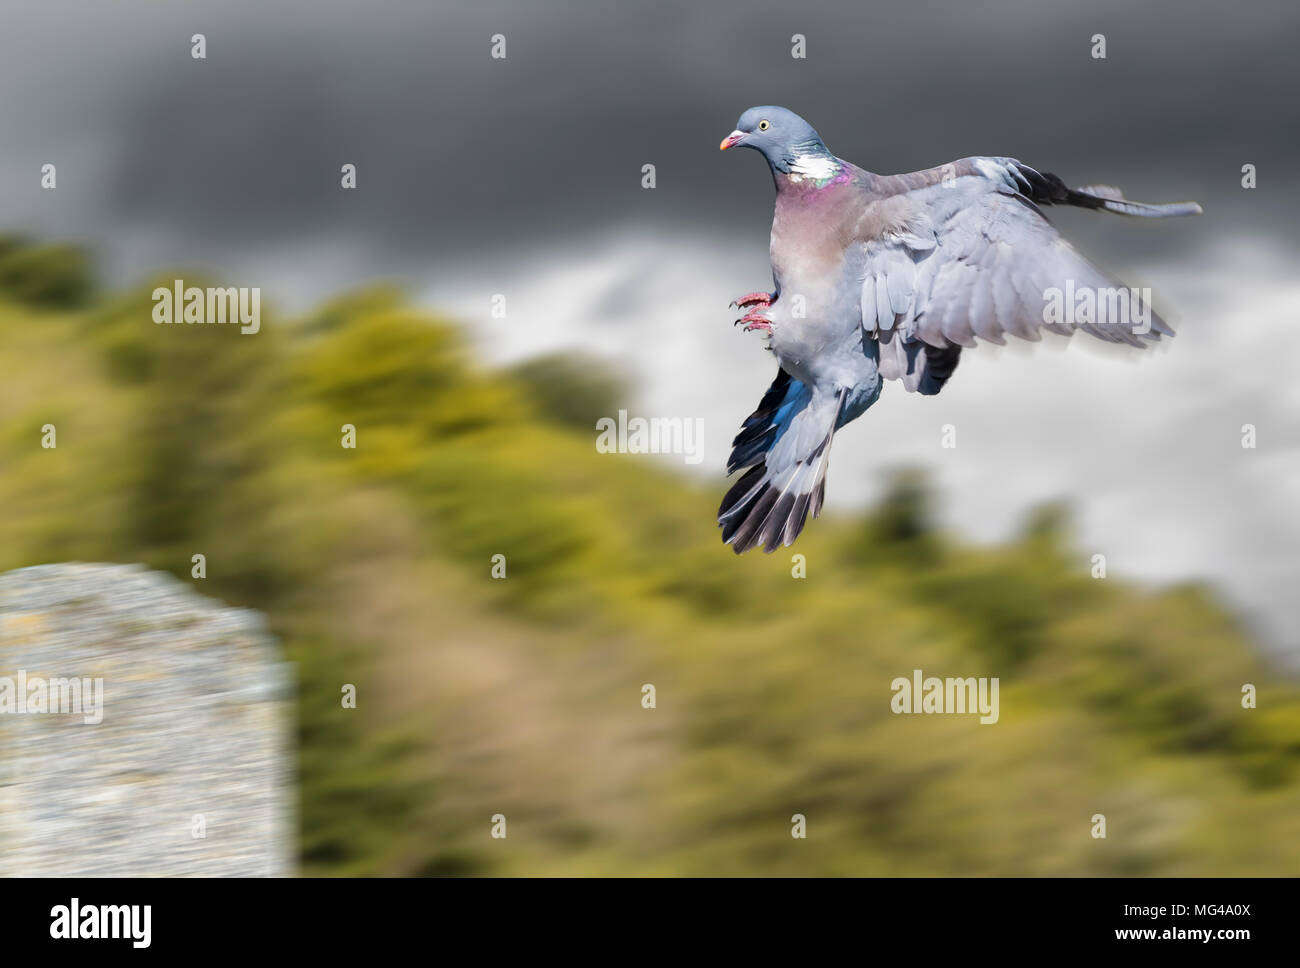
(787, 152), (839, 182)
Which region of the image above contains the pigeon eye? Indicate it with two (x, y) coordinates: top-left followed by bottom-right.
(758, 119), (770, 131)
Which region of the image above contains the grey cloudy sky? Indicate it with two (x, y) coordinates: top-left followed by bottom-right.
(3, 0), (1299, 655)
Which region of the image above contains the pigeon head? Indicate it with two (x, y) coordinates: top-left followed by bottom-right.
(719, 106), (834, 175)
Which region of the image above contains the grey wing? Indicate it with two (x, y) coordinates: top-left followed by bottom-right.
(857, 158), (1177, 393)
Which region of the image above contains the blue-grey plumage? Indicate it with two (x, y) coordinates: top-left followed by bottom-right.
(718, 105), (1202, 554)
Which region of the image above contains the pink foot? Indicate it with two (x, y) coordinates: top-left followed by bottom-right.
(730, 291), (773, 310)
(736, 310), (772, 333)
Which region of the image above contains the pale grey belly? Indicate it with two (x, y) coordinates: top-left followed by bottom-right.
(769, 264), (870, 389)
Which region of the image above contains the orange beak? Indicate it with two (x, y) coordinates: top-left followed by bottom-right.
(719, 130), (745, 151)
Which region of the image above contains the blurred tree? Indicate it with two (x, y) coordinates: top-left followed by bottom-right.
(0, 237), (95, 309)
(1020, 501), (1073, 548)
(849, 467), (942, 567)
(508, 352), (630, 432)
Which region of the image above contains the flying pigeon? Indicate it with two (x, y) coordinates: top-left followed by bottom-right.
(717, 105), (1201, 554)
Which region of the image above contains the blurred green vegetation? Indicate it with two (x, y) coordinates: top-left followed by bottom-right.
(2, 240), (1298, 876)
(0, 235), (95, 310)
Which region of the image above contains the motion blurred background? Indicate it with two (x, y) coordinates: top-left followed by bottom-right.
(1, 0), (1298, 875)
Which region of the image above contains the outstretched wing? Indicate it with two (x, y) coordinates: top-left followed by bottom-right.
(719, 370), (845, 554)
(856, 158), (1185, 378)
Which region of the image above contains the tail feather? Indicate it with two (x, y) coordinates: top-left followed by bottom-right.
(719, 381), (845, 554)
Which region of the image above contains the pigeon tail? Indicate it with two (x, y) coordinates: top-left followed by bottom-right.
(719, 376), (846, 554)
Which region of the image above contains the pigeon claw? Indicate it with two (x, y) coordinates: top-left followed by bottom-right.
(730, 291), (773, 310)
(738, 310), (773, 333)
